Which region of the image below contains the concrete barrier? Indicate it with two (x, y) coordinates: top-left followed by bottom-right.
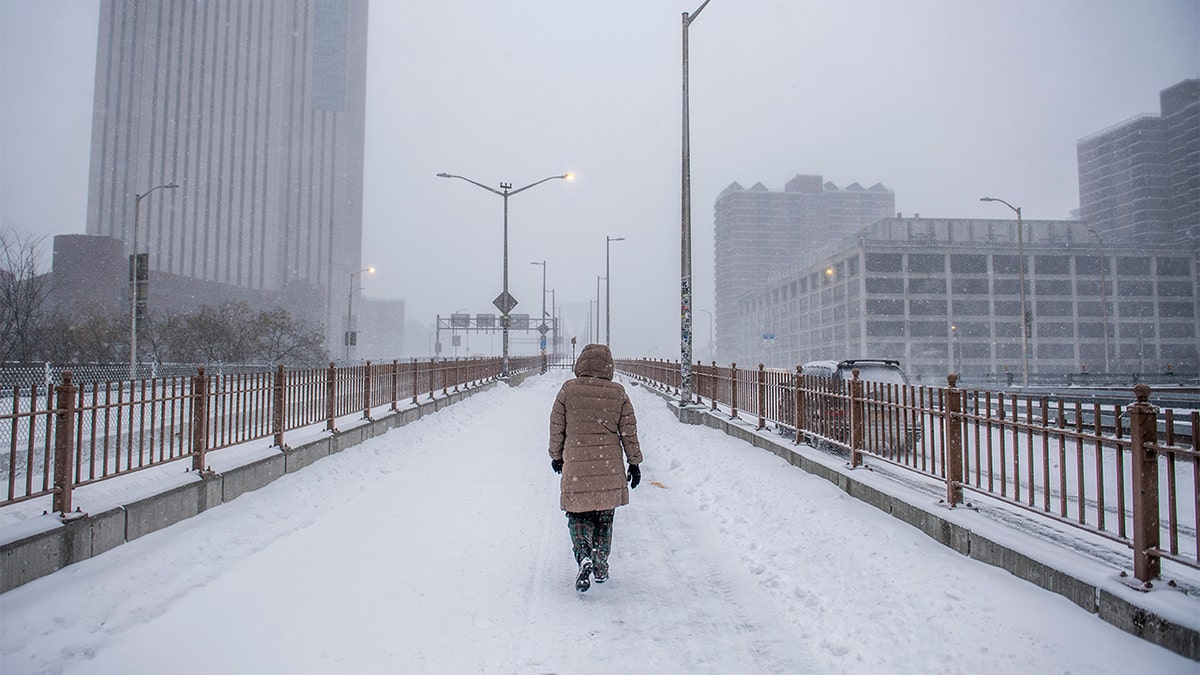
(0, 378), (503, 593)
(638, 383), (1200, 661)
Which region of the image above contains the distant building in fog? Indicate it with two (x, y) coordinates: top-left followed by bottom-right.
(48, 234), (309, 319)
(83, 0), (370, 352)
(356, 298), (406, 363)
(728, 217), (1198, 379)
(1077, 79), (1199, 247)
(713, 175), (895, 362)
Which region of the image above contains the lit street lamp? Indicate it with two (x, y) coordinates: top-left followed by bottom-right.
(980, 196), (1029, 387)
(606, 236), (625, 347)
(436, 171), (573, 376)
(129, 182), (179, 380)
(680, 0), (714, 405)
(346, 266), (375, 363)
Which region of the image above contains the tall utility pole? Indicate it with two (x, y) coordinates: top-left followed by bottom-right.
(129, 182), (178, 380)
(681, 0), (713, 405)
(606, 236), (625, 347)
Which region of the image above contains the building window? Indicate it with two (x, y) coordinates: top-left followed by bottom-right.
(866, 278), (904, 293)
(950, 254), (987, 273)
(1116, 257), (1151, 275)
(865, 253), (902, 273)
(1034, 255), (1070, 274)
(909, 299), (947, 315)
(952, 278), (989, 295)
(952, 300), (990, 316)
(908, 254), (945, 273)
(908, 278), (946, 294)
(1157, 257), (1191, 276)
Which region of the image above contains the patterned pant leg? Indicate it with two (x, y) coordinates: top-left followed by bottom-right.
(566, 511), (595, 565)
(592, 510), (615, 576)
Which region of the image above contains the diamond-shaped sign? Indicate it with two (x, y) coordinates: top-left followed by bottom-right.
(537, 323), (550, 336)
(493, 291), (518, 314)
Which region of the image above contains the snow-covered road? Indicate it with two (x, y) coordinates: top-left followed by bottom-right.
(1, 372), (1193, 673)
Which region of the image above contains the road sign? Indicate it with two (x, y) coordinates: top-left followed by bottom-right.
(537, 323), (550, 336)
(493, 291), (518, 314)
(762, 333), (776, 340)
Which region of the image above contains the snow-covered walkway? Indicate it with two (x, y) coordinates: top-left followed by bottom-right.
(1, 372), (1193, 673)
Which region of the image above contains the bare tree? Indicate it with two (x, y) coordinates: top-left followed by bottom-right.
(254, 307), (326, 365)
(0, 227), (49, 361)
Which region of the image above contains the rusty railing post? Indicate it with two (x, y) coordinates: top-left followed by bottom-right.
(705, 362), (715, 410)
(326, 362), (336, 432)
(793, 366), (803, 446)
(730, 363), (739, 419)
(391, 359), (399, 411)
(51, 371), (79, 514)
(272, 364), (285, 448)
(849, 369), (864, 468)
(945, 374), (963, 506)
(756, 364), (766, 430)
(428, 358), (436, 400)
(454, 358), (461, 393)
(362, 360), (372, 420)
(1129, 383), (1161, 582)
(411, 357), (419, 405)
(191, 367), (210, 472)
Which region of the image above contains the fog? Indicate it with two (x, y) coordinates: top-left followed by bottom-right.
(2, 0), (1197, 359)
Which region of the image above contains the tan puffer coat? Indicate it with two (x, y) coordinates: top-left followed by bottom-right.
(548, 344), (642, 513)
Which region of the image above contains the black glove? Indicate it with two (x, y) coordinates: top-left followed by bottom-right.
(627, 464), (641, 489)
(551, 459), (563, 474)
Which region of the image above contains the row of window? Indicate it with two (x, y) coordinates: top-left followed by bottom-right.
(863, 253), (1193, 276)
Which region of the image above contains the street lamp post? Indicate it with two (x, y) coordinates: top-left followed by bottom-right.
(531, 261), (547, 372)
(436, 172), (572, 377)
(129, 182), (179, 380)
(1088, 228), (1111, 373)
(346, 267), (375, 363)
(605, 236), (625, 347)
(681, 0), (714, 405)
(980, 196), (1029, 387)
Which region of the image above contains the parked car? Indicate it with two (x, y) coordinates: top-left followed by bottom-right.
(799, 359), (922, 454)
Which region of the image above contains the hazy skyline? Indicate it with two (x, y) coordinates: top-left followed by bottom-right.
(2, 0), (1197, 359)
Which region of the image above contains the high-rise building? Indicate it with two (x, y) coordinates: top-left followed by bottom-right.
(84, 0), (370, 352)
(713, 174), (894, 362)
(1077, 79), (1199, 246)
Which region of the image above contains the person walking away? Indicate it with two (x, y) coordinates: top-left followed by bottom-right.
(548, 343), (642, 592)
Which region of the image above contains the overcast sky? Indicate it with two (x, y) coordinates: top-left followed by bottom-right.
(2, 1), (1197, 358)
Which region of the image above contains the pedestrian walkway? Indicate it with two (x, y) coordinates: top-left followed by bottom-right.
(0, 373), (1192, 673)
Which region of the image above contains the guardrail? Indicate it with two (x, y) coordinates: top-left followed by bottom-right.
(2, 356), (540, 512)
(617, 358), (1199, 584)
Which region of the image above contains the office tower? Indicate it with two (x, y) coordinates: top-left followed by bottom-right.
(85, 0), (370, 345)
(713, 174), (894, 362)
(1077, 79), (1199, 246)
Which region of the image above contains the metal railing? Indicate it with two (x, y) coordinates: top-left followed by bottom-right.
(617, 358), (1199, 583)
(2, 356), (540, 513)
